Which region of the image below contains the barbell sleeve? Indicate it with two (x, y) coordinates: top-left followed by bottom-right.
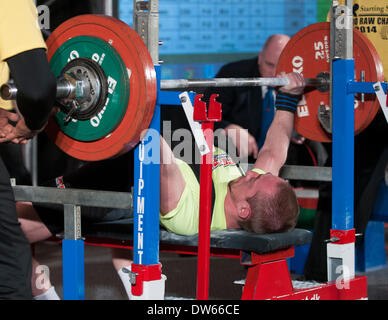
(0, 83), (18, 100)
(0, 79), (76, 101)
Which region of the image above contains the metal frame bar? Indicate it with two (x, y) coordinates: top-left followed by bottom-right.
(332, 58), (355, 231)
(326, 0), (357, 285)
(12, 186), (132, 208)
(133, 0), (159, 65)
(13, 186), (131, 300)
(132, 65), (161, 267)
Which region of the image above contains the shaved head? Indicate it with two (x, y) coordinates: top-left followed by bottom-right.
(262, 34), (290, 52)
(258, 34), (290, 78)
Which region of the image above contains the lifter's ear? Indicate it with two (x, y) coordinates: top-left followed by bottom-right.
(237, 200), (251, 220)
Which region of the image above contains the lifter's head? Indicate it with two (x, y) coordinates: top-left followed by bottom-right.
(258, 34), (290, 78)
(227, 170), (299, 234)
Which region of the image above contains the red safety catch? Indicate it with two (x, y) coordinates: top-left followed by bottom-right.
(330, 229), (356, 244)
(193, 94), (207, 121)
(207, 94), (222, 121)
(131, 263), (162, 296)
(193, 94), (222, 122)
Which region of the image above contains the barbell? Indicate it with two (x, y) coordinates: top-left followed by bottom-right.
(2, 75), (329, 98)
(0, 15), (385, 160)
(46, 15), (157, 161)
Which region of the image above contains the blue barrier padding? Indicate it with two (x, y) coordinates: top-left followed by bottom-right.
(288, 243), (311, 275)
(355, 182), (388, 272)
(371, 181), (388, 221)
(63, 239), (85, 300)
(356, 221), (387, 272)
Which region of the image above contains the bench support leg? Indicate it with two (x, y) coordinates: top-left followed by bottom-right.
(242, 259), (293, 300)
(240, 246), (367, 300)
(327, 229), (356, 284)
(241, 247), (295, 300)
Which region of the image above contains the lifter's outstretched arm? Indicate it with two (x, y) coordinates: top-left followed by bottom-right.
(253, 72), (305, 175)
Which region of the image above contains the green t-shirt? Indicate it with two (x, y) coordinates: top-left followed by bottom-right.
(210, 149), (243, 230)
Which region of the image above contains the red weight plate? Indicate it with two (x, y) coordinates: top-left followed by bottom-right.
(45, 15), (157, 160)
(276, 22), (384, 142)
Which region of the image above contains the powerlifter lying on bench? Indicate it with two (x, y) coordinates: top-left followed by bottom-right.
(16, 72), (307, 299)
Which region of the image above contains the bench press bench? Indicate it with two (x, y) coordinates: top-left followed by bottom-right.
(81, 221), (366, 300)
(81, 219), (314, 299)
(83, 218), (312, 254)
(13, 183), (319, 300)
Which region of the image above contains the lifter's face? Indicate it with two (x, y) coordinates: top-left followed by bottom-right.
(258, 50), (279, 78)
(258, 36), (289, 78)
(228, 170), (275, 201)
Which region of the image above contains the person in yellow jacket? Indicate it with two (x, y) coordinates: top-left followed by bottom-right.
(0, 0), (56, 299)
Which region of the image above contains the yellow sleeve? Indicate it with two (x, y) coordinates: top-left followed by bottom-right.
(0, 0), (47, 61)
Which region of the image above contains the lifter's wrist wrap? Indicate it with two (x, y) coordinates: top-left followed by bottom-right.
(275, 91), (301, 114)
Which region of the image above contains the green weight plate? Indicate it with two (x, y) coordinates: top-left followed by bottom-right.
(49, 35), (129, 141)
